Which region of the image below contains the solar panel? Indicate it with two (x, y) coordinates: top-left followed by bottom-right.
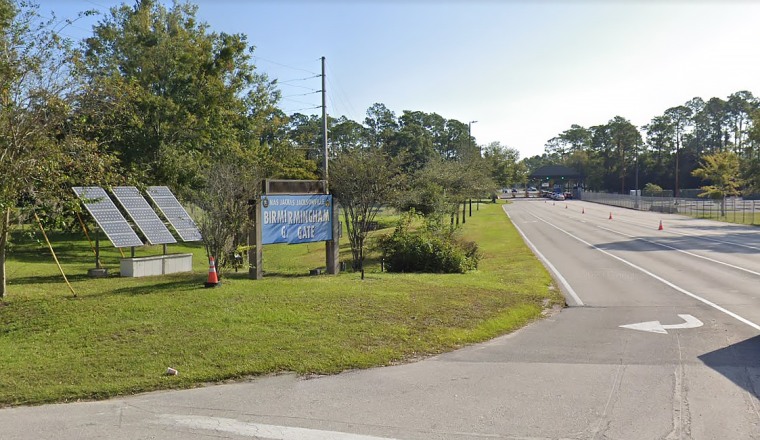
(145, 186), (203, 242)
(72, 186), (144, 248)
(111, 186), (177, 245)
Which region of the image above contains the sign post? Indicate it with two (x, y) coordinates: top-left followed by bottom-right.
(249, 200), (264, 280)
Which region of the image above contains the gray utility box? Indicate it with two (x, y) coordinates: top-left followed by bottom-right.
(120, 253), (193, 277)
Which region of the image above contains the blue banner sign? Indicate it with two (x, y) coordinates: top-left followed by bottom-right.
(261, 195), (333, 245)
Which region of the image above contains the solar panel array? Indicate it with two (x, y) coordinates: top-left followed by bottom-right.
(72, 186), (144, 248)
(146, 186), (203, 242)
(111, 186), (177, 245)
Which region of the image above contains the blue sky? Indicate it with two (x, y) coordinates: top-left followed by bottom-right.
(40, 0), (760, 159)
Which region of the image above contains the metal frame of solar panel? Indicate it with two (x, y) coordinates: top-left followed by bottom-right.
(111, 186), (177, 245)
(145, 186), (203, 242)
(72, 186), (144, 248)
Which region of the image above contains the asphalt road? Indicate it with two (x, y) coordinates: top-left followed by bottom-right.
(1, 199), (759, 439)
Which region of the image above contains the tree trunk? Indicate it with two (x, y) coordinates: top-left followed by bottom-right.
(0, 208), (10, 298)
(359, 238), (365, 280)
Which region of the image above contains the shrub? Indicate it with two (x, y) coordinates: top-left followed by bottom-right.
(642, 183), (664, 197)
(378, 211), (481, 273)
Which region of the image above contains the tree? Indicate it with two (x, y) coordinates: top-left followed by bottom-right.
(364, 103), (397, 149)
(700, 97), (730, 154)
(444, 118), (474, 161)
(608, 116), (642, 194)
(744, 109), (760, 193)
(406, 157), (493, 226)
(726, 91), (757, 154)
(482, 142), (525, 189)
(384, 110), (479, 169)
(0, 1), (115, 297)
(387, 116), (436, 171)
(545, 125), (590, 159)
(663, 105), (692, 196)
(74, 0), (281, 198)
(644, 116), (674, 161)
(560, 124), (591, 152)
(284, 112), (323, 175)
(521, 154), (553, 172)
(330, 147), (403, 279)
(544, 137), (566, 158)
(331, 116), (367, 152)
(564, 149), (591, 189)
(194, 158), (263, 275)
(692, 151), (742, 217)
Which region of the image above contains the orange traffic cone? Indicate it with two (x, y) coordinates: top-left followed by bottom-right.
(658, 220), (663, 230)
(609, 212), (613, 220)
(204, 256), (220, 288)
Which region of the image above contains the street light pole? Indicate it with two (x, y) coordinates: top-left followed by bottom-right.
(634, 154), (639, 209)
(468, 120), (478, 157)
(467, 120), (478, 218)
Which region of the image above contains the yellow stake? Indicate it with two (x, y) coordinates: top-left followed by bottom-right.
(34, 212), (76, 297)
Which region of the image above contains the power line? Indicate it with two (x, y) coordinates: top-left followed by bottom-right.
(326, 62), (359, 121)
(83, 0), (109, 9)
(282, 97), (319, 107)
(282, 91), (321, 99)
(278, 75), (321, 84)
(278, 81), (318, 91)
(253, 56), (318, 75)
(289, 106), (322, 113)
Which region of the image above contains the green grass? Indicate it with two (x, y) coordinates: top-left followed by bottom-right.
(0, 202), (562, 406)
(688, 210), (760, 226)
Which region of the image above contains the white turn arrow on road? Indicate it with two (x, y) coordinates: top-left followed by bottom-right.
(159, 415), (399, 440)
(620, 314), (703, 334)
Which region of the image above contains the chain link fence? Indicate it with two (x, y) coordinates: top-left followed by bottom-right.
(580, 190), (760, 226)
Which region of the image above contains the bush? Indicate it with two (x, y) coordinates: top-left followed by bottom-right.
(378, 211), (481, 273)
(642, 183), (664, 197)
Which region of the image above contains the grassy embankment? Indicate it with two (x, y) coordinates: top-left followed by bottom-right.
(0, 201), (562, 406)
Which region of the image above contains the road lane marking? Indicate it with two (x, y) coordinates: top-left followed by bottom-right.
(596, 225), (760, 278)
(526, 211), (760, 332)
(577, 209), (760, 251)
(504, 207), (584, 306)
(159, 414), (399, 440)
(620, 314), (704, 334)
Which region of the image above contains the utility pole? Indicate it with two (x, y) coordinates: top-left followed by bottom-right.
(321, 56), (328, 191)
(321, 56), (339, 274)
